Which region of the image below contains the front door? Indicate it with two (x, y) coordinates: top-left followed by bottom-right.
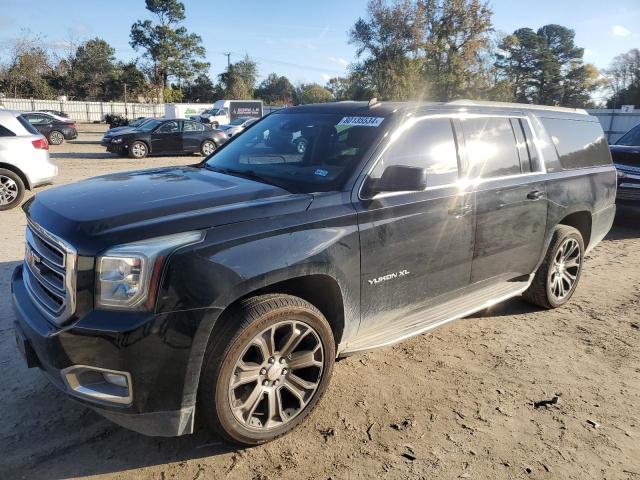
(151, 120), (182, 154)
(460, 115), (548, 284)
(355, 117), (475, 331)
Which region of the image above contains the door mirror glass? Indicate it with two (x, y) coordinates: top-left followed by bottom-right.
(362, 165), (427, 198)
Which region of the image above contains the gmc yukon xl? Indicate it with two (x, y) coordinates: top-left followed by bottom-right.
(12, 100), (616, 445)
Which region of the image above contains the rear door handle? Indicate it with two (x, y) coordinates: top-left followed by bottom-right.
(448, 204), (472, 217)
(527, 190), (545, 200)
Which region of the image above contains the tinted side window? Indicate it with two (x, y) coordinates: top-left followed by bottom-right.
(540, 118), (611, 169)
(17, 115), (41, 135)
(157, 121), (180, 133)
(371, 118), (458, 187)
(615, 124), (640, 146)
(183, 121), (203, 132)
(461, 117), (521, 178)
(0, 124), (15, 136)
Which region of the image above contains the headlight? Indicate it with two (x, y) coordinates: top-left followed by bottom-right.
(96, 231), (204, 310)
(111, 138), (123, 144)
(617, 169), (627, 179)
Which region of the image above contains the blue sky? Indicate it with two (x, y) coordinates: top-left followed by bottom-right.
(0, 0), (638, 85)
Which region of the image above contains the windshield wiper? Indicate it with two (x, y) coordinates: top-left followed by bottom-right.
(206, 165), (297, 193)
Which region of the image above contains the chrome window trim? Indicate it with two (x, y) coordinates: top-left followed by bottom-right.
(357, 111), (549, 201)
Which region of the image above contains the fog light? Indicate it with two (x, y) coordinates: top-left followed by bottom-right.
(103, 372), (128, 388)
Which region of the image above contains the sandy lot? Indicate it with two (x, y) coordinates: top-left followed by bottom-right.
(1, 125), (639, 480)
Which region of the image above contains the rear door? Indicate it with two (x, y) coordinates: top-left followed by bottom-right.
(151, 120), (182, 154)
(462, 115), (548, 284)
(182, 120), (206, 152)
(355, 116), (475, 331)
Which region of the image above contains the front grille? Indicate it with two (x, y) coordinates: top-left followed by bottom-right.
(23, 221), (77, 325)
(617, 189), (640, 201)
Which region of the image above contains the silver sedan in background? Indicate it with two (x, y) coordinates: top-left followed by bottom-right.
(217, 117), (259, 138)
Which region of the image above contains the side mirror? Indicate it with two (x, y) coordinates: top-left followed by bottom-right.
(362, 165), (427, 198)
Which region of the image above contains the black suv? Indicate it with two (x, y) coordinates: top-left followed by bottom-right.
(12, 101), (615, 445)
(102, 118), (228, 158)
(23, 112), (78, 145)
(609, 123), (640, 213)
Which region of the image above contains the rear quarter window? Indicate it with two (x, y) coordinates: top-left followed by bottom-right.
(0, 124), (15, 136)
(540, 118), (611, 169)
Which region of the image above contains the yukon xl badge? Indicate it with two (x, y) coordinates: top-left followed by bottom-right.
(368, 270), (410, 286)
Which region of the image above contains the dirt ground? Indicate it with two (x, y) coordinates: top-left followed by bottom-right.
(1, 124), (639, 480)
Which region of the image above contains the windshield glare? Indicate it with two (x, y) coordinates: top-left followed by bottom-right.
(204, 113), (385, 193)
(203, 108), (220, 116)
(616, 125), (640, 147)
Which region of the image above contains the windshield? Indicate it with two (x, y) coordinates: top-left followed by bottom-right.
(203, 108), (220, 116)
(129, 118), (149, 127)
(616, 125), (640, 147)
(137, 119), (163, 132)
(204, 113), (385, 193)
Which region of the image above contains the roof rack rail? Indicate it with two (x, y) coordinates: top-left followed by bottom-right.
(446, 99), (588, 115)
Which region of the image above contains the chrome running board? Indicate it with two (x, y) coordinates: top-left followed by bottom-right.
(339, 276), (533, 355)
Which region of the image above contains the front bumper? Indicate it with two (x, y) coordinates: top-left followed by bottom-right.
(11, 264), (196, 437)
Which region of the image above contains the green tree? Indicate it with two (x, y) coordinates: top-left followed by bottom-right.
(1, 34), (54, 98)
(183, 74), (217, 102)
(218, 55), (258, 99)
(495, 24), (593, 106)
(108, 62), (148, 101)
(68, 38), (117, 99)
(255, 73), (296, 105)
(349, 0), (493, 101)
(130, 0), (208, 96)
(296, 83), (333, 104)
(606, 49), (640, 107)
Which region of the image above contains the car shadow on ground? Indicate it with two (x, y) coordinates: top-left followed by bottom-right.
(49, 152), (116, 160)
(607, 213), (640, 240)
(68, 140), (102, 145)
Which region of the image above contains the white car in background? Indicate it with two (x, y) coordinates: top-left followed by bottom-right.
(217, 117), (259, 138)
(0, 110), (58, 210)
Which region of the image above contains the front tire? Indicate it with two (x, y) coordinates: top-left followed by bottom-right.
(523, 225), (584, 309)
(199, 294), (335, 445)
(128, 141), (148, 159)
(0, 169), (25, 210)
(48, 130), (64, 145)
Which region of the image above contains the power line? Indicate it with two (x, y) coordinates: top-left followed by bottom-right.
(217, 51), (345, 75)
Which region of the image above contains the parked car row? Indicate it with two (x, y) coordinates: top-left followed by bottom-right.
(610, 123), (640, 214)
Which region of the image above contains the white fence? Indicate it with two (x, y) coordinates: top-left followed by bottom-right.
(587, 109), (640, 143)
(0, 97), (285, 123)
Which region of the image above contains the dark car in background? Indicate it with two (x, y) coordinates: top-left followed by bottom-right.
(103, 118), (228, 158)
(37, 109), (70, 118)
(610, 123), (640, 213)
(101, 117), (153, 144)
(23, 112), (77, 145)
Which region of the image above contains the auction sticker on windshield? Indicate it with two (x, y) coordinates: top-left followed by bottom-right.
(337, 116), (385, 127)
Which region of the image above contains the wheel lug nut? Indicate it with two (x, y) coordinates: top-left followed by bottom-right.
(260, 368), (266, 375)
(274, 380), (279, 386)
(268, 357), (275, 364)
(263, 380), (269, 386)
(280, 358), (286, 364)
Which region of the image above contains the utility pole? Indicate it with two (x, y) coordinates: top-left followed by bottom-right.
(124, 83), (128, 119)
(223, 52), (231, 71)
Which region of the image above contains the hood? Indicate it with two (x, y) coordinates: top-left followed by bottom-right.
(105, 126), (138, 137)
(25, 166), (313, 254)
(610, 145), (640, 169)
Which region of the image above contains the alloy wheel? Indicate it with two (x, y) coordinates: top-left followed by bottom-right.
(0, 175), (18, 206)
(202, 141), (216, 155)
(228, 320), (324, 431)
(549, 237), (581, 301)
(49, 131), (64, 145)
(131, 142), (147, 158)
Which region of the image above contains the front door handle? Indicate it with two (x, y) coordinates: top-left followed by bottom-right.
(448, 204), (472, 217)
(527, 190), (545, 200)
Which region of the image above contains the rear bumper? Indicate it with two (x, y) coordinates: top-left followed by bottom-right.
(11, 264), (197, 437)
(64, 128), (78, 140)
(588, 203), (616, 252)
(23, 157), (58, 188)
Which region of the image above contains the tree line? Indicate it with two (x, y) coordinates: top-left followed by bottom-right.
(1, 0), (638, 108)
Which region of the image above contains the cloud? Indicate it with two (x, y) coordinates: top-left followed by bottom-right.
(321, 73), (332, 81)
(611, 25), (631, 37)
(328, 56), (348, 66)
(584, 48), (595, 57)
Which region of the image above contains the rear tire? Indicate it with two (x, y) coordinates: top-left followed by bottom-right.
(201, 140), (216, 156)
(199, 294), (335, 445)
(48, 130), (64, 145)
(0, 169), (25, 210)
(523, 225), (584, 309)
(128, 141), (148, 159)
